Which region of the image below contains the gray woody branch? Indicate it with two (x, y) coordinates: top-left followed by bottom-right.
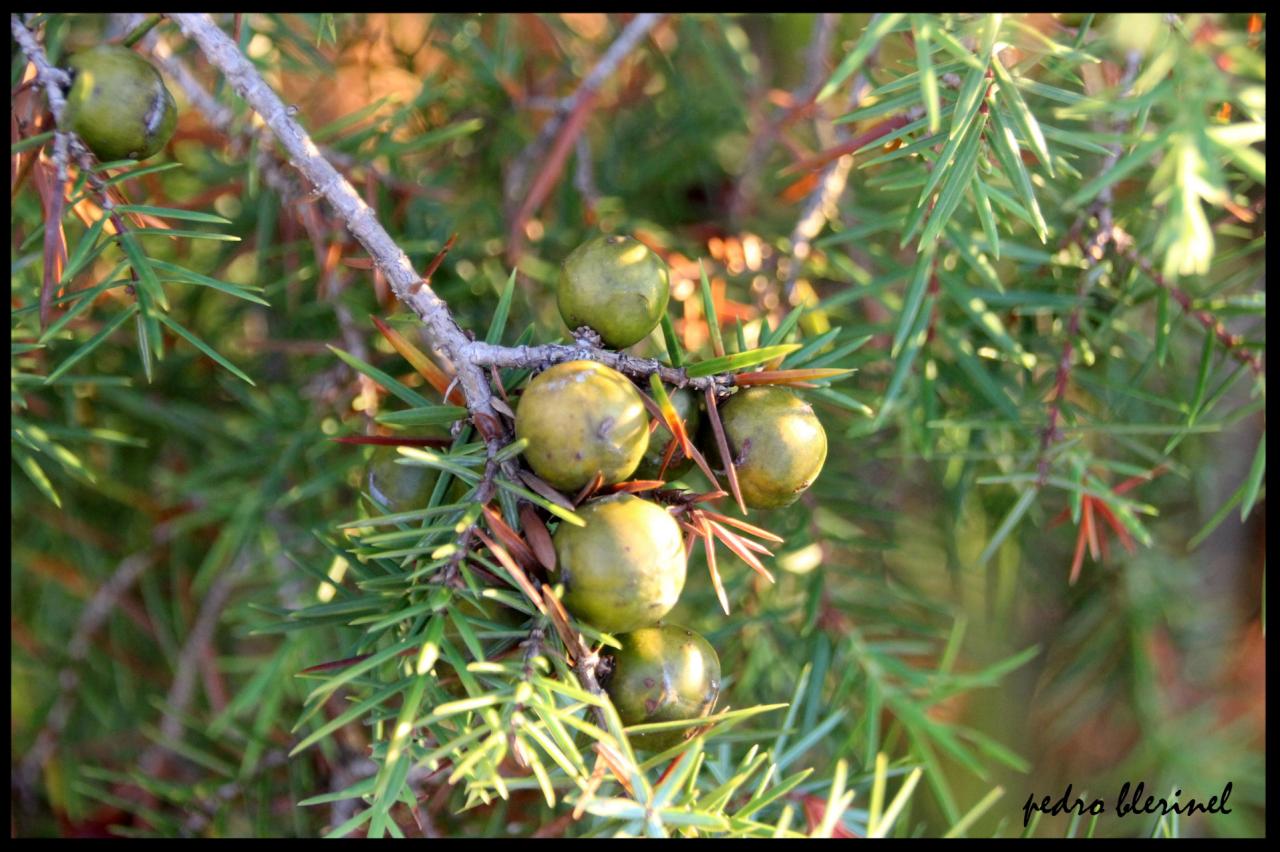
(168, 14), (732, 427)
(18, 14), (742, 431)
(168, 13), (502, 431)
(504, 13), (662, 216)
(464, 336), (730, 393)
(11, 14), (71, 122)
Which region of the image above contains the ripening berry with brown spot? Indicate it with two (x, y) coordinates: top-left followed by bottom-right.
(552, 494), (686, 634)
(602, 623), (721, 752)
(717, 387), (827, 509)
(515, 360), (649, 491)
(63, 45), (176, 162)
(557, 234), (670, 349)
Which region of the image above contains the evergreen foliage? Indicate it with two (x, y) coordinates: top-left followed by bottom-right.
(11, 13), (1265, 838)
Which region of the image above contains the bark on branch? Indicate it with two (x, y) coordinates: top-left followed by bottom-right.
(10, 15), (71, 123)
(168, 13), (502, 432)
(464, 338), (732, 393)
(168, 14), (733, 438)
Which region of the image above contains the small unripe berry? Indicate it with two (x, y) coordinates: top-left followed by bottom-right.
(603, 623), (721, 752)
(718, 387), (827, 509)
(63, 45), (177, 162)
(363, 445), (442, 515)
(557, 235), (670, 349)
(515, 360), (649, 492)
(553, 494), (687, 634)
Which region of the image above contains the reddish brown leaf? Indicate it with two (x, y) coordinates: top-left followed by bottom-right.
(781, 113), (912, 177)
(11, 106), (42, 199)
(508, 93), (599, 262)
(475, 528), (547, 616)
(573, 755), (610, 820)
(655, 751), (685, 786)
(34, 158), (68, 330)
(1068, 519), (1089, 586)
(680, 524), (700, 560)
(519, 504), (557, 573)
(490, 364), (511, 405)
(1113, 465), (1167, 495)
(322, 240), (343, 281)
(706, 520), (776, 583)
(518, 470), (578, 511)
(780, 171), (821, 204)
(639, 390), (723, 493)
(592, 742), (636, 799)
(421, 233), (458, 286)
(300, 646), (416, 674)
(700, 516), (730, 615)
(483, 505), (538, 569)
(649, 382), (693, 461)
(1091, 499), (1136, 554)
(703, 388), (747, 515)
(801, 795), (858, 838)
(656, 435), (681, 481)
(573, 471), (606, 507)
(732, 368), (853, 387)
(66, 196), (112, 234)
(472, 411), (504, 442)
(541, 585), (580, 663)
(370, 314), (465, 404)
(599, 479), (665, 495)
(1082, 498), (1101, 561)
(684, 436), (724, 493)
(700, 510), (784, 544)
(724, 533), (773, 557)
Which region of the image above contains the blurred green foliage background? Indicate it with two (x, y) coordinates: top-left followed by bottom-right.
(11, 13), (1265, 837)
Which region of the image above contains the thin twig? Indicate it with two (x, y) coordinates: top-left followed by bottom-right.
(39, 131), (70, 329)
(147, 31), (238, 133)
(1036, 51), (1142, 485)
(574, 650), (611, 729)
(1119, 241), (1265, 378)
(505, 13), (663, 211)
(119, 13), (164, 49)
(10, 15), (71, 124)
(781, 14), (887, 303)
(573, 134), (600, 222)
(16, 551), (154, 800)
(462, 338), (732, 392)
(505, 13), (662, 260)
(139, 551), (252, 777)
(728, 13), (838, 224)
(442, 453), (504, 585)
(505, 623), (548, 770)
(169, 13), (501, 437)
